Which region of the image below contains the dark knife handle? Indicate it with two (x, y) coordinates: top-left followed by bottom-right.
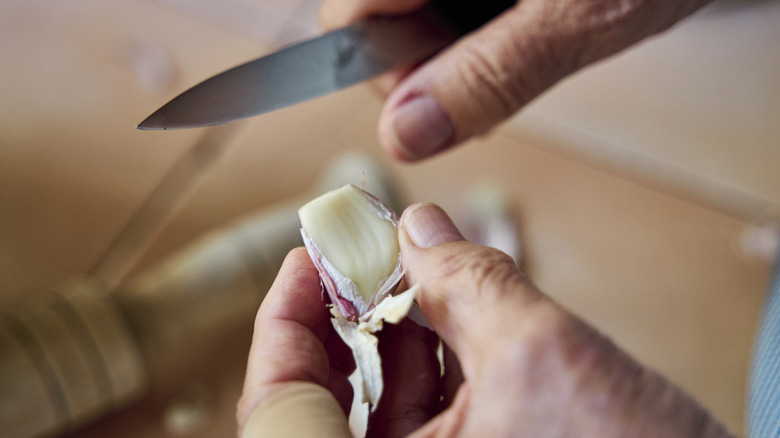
(430, 0), (517, 35)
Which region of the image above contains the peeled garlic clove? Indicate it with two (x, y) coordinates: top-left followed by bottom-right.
(298, 184), (404, 322)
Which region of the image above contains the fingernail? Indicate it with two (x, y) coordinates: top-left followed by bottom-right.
(401, 203), (464, 248)
(388, 95), (454, 160)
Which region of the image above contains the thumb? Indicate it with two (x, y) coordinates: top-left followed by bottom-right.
(379, 0), (708, 161)
(398, 203), (543, 370)
(380, 2), (567, 161)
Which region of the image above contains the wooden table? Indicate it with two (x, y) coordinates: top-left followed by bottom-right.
(0, 1), (774, 436)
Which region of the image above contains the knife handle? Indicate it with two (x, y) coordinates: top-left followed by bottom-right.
(430, 0), (517, 35)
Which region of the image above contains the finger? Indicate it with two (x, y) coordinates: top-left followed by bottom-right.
(439, 343), (463, 411)
(320, 0), (427, 30)
(327, 367), (355, 415)
(379, 0), (712, 161)
(324, 328), (356, 413)
(325, 328), (356, 378)
(255, 247), (331, 342)
(398, 203), (543, 373)
(237, 248), (347, 432)
(369, 66), (415, 98)
(366, 319), (441, 438)
(397, 205), (734, 438)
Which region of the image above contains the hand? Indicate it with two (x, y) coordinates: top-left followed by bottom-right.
(320, 0), (713, 162)
(237, 203), (732, 437)
(235, 247), (439, 437)
(235, 248), (356, 437)
(392, 202), (732, 437)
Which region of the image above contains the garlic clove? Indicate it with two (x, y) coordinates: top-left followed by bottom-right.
(299, 184), (403, 322)
(298, 183), (417, 412)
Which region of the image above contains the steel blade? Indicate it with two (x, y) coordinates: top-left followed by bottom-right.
(138, 12), (454, 130)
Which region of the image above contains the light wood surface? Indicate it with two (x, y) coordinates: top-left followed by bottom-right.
(0, 1), (774, 436)
(510, 0), (780, 218)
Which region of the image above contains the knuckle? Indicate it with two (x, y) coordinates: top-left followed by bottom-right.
(513, 303), (624, 379)
(454, 42), (528, 125)
(438, 245), (526, 302)
(516, 303), (572, 352)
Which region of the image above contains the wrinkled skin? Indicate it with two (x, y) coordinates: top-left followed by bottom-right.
(238, 202), (732, 438)
(239, 1), (727, 435)
(320, 0), (713, 161)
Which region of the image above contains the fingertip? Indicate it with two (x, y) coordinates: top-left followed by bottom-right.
(286, 246), (316, 272)
(278, 247), (322, 304)
(380, 93), (455, 162)
(399, 202), (465, 249)
(379, 118), (416, 162)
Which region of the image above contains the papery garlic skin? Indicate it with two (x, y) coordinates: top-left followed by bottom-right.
(331, 285), (417, 408)
(299, 184), (404, 322)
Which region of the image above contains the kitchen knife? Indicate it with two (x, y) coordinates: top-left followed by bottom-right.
(137, 0), (515, 130)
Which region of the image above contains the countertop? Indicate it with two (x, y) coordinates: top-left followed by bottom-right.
(1, 0), (776, 436)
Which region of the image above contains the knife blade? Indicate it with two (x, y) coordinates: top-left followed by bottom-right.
(137, 0), (515, 130)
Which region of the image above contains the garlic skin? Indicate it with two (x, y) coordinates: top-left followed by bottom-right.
(299, 184), (405, 322)
(331, 285), (417, 409)
(298, 184), (417, 411)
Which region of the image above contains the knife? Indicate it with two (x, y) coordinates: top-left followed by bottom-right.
(137, 0), (515, 130)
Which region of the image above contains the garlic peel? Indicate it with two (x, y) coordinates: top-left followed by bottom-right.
(331, 285), (418, 410)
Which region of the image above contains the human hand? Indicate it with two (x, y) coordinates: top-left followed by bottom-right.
(389, 202), (733, 437)
(235, 248), (355, 437)
(238, 202), (732, 437)
(320, 0), (713, 162)
(235, 247), (440, 437)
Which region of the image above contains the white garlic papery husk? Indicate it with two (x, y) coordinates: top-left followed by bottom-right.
(298, 184), (418, 411)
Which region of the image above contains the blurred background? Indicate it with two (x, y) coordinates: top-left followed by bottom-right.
(1, 0), (778, 436)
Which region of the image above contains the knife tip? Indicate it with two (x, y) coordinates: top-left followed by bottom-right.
(136, 113), (169, 131)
